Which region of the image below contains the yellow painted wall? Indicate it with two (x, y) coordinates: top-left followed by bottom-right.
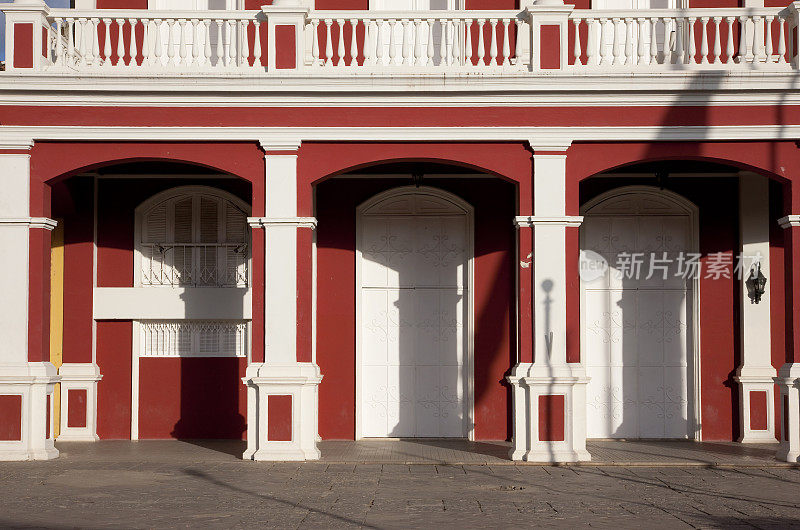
(49, 220), (64, 438)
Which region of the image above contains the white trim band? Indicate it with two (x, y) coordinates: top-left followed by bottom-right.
(0, 217), (58, 230)
(514, 216), (583, 228)
(247, 216), (317, 228)
(778, 215), (800, 229)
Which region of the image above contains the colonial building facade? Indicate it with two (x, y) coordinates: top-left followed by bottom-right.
(1, 0), (800, 463)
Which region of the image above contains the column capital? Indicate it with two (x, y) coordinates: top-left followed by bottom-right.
(778, 215), (800, 229)
(0, 217), (57, 230)
(527, 140), (572, 153)
(247, 216), (317, 229)
(514, 215), (583, 228)
(258, 139), (302, 153)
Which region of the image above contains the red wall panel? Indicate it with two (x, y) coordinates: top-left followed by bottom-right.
(138, 357), (247, 439)
(97, 321), (133, 439)
(68, 389), (88, 429)
(13, 23), (33, 69)
(316, 176), (516, 440)
(749, 390), (768, 431)
(538, 395), (565, 442)
(268, 395), (292, 441)
(0, 395), (22, 441)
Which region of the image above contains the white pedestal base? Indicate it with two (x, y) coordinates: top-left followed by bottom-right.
(734, 368), (778, 444)
(243, 362), (322, 461)
(508, 363), (591, 463)
(56, 363), (102, 442)
(775, 363), (800, 463)
(0, 362), (60, 461)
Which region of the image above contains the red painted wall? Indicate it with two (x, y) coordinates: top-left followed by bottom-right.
(581, 176), (740, 441)
(316, 176), (516, 440)
(68, 389), (88, 429)
(267, 395), (292, 441)
(97, 320), (133, 439)
(0, 395), (22, 441)
(769, 179), (785, 440)
(138, 357), (247, 440)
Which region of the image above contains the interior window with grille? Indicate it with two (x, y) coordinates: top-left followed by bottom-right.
(139, 190), (249, 287)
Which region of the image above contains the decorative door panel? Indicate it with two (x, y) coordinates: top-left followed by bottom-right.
(359, 190), (469, 438)
(582, 192), (693, 439)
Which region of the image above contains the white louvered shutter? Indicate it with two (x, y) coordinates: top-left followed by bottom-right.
(224, 202), (248, 286)
(142, 203), (168, 285)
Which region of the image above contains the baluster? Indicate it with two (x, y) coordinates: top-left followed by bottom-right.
(675, 17), (685, 64)
(611, 18), (621, 66)
(153, 19), (163, 68)
(76, 18), (86, 67)
(179, 19), (189, 67)
(489, 19), (498, 66)
(336, 19), (346, 66)
(311, 20), (320, 66)
(737, 16), (747, 63)
(514, 18), (523, 68)
(573, 19), (581, 66)
(636, 18), (646, 66)
(66, 18), (75, 67)
(228, 20), (237, 68)
(699, 17), (709, 64)
(102, 18), (112, 67)
(712, 17), (721, 64)
(253, 20), (262, 69)
(477, 19), (485, 67)
(778, 17), (787, 64)
(599, 18), (610, 66)
(203, 20), (212, 68)
(388, 20), (398, 65)
(52, 18), (62, 67)
(725, 17), (734, 64)
(426, 19), (435, 66)
(350, 19), (359, 67)
(454, 19), (462, 66)
(325, 19), (333, 66)
(765, 15), (774, 63)
(686, 17), (696, 64)
(587, 19), (598, 66)
(401, 19), (410, 66)
(753, 15), (764, 63)
(465, 19), (473, 67)
(114, 18), (125, 66)
(414, 19), (424, 66)
(439, 19), (447, 66)
(129, 18), (139, 67)
(375, 19), (384, 66)
(624, 18), (633, 66)
(364, 20), (374, 66)
(91, 18), (101, 67)
(191, 20), (200, 67)
(240, 20), (248, 69)
(649, 18), (658, 65)
(501, 19), (510, 67)
(214, 20), (223, 67)
(166, 19), (176, 67)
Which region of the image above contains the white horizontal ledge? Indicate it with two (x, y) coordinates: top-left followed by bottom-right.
(247, 216), (317, 228)
(514, 216), (583, 227)
(93, 287), (252, 320)
(778, 215), (800, 229)
(0, 217), (58, 230)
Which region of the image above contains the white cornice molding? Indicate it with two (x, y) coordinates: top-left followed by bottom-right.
(7, 125), (800, 144)
(0, 139), (34, 151)
(247, 217), (317, 228)
(514, 216), (583, 227)
(258, 139), (302, 152)
(0, 217), (58, 230)
(778, 215), (800, 229)
(529, 140), (572, 152)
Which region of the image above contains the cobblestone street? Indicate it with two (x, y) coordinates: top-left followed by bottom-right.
(0, 441), (798, 528)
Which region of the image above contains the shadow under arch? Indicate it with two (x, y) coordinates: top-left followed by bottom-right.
(580, 185), (702, 441)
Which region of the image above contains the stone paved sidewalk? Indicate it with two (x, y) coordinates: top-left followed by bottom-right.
(0, 441), (798, 528)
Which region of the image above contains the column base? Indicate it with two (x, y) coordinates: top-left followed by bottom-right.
(508, 363), (591, 463)
(734, 368), (778, 443)
(507, 362), (531, 461)
(56, 363), (102, 442)
(0, 362), (60, 461)
(243, 362), (322, 462)
(775, 363), (800, 463)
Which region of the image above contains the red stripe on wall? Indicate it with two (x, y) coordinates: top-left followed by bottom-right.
(268, 395), (292, 441)
(0, 395), (22, 441)
(518, 227), (533, 364)
(565, 227), (580, 363)
(538, 394), (565, 442)
(296, 228), (313, 363)
(28, 228), (51, 363)
(68, 389), (88, 429)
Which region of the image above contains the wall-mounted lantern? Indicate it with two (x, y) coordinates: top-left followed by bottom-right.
(746, 262), (767, 304)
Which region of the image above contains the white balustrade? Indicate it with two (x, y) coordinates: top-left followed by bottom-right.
(19, 5), (800, 75)
(569, 7), (794, 70)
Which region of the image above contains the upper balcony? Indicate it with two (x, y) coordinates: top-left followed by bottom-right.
(3, 0), (800, 93)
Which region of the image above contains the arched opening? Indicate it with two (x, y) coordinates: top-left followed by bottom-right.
(314, 161), (517, 442)
(49, 160), (254, 446)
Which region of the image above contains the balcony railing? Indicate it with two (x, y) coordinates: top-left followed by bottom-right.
(141, 243), (249, 288)
(4, 3), (799, 75)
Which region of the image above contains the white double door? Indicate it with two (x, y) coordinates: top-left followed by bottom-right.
(582, 194), (694, 439)
(358, 192), (470, 438)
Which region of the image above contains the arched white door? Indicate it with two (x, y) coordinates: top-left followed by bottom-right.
(357, 187), (473, 439)
(581, 187), (698, 439)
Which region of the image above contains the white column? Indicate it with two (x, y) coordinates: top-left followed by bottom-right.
(243, 141), (322, 462)
(0, 146), (59, 461)
(734, 172), (778, 443)
(518, 143), (590, 463)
